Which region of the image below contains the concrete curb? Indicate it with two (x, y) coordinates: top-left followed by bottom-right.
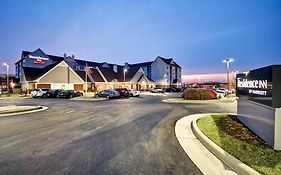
(0, 106), (48, 117)
(191, 114), (261, 175)
(141, 93), (167, 96)
(163, 97), (237, 104)
(175, 113), (238, 175)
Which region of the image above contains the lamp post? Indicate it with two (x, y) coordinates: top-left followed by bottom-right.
(164, 74), (167, 88)
(123, 69), (127, 86)
(222, 58), (234, 92)
(3, 63), (9, 92)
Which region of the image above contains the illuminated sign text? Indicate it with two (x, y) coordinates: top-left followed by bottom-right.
(237, 79), (267, 89)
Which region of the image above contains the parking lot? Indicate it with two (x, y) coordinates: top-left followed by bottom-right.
(0, 95), (236, 175)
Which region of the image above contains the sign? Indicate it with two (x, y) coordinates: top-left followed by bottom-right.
(29, 55), (49, 61)
(29, 55), (49, 65)
(236, 65), (281, 108)
(237, 79), (267, 89)
(33, 59), (46, 64)
(237, 79), (268, 96)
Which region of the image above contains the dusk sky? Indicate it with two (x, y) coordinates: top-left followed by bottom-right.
(0, 0), (280, 76)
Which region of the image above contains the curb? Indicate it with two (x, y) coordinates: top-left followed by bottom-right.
(163, 98), (237, 104)
(191, 114), (261, 175)
(0, 106), (48, 117)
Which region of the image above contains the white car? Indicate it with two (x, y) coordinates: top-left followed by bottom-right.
(214, 88), (227, 98)
(128, 89), (140, 97)
(31, 88), (49, 98)
(150, 88), (164, 93)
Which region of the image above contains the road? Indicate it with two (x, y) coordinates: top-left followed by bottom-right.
(0, 95), (237, 175)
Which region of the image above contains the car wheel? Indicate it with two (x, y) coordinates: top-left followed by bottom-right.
(70, 95), (73, 98)
(42, 94), (47, 98)
(106, 95), (110, 99)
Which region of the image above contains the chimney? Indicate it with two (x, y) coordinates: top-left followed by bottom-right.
(113, 64), (118, 73)
(125, 62), (129, 69)
(71, 54), (75, 59)
(63, 53), (67, 59)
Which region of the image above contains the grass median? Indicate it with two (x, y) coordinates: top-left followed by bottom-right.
(197, 114), (281, 175)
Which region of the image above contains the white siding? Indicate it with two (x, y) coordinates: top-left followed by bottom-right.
(151, 57), (168, 85)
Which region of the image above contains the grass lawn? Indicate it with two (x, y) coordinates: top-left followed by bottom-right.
(197, 115), (281, 175)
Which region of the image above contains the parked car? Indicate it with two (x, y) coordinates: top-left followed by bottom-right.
(96, 90), (119, 99)
(215, 88), (230, 95)
(57, 90), (83, 98)
(214, 89), (226, 98)
(31, 88), (49, 98)
(128, 89), (140, 97)
(214, 88), (227, 98)
(114, 88), (130, 98)
(164, 88), (177, 93)
(150, 87), (164, 93)
(45, 89), (61, 98)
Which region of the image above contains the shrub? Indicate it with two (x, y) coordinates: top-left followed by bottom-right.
(182, 88), (217, 100)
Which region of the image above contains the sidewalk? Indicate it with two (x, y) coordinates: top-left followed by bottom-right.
(175, 113), (260, 175)
(175, 114), (237, 175)
(0, 105), (43, 115)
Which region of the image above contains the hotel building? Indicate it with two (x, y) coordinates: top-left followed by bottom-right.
(15, 48), (181, 93)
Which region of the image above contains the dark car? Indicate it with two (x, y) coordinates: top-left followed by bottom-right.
(57, 90), (83, 98)
(96, 90), (119, 99)
(45, 89), (61, 98)
(114, 88), (130, 98)
(164, 88), (177, 93)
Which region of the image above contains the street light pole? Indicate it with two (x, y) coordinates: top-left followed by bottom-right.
(164, 74), (167, 88)
(124, 69), (127, 86)
(3, 63), (9, 92)
(222, 58), (234, 92)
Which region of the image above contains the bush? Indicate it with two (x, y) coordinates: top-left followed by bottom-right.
(182, 88), (217, 100)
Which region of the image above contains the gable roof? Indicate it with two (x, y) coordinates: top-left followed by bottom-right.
(98, 67), (140, 82)
(74, 59), (104, 67)
(23, 62), (61, 81)
(75, 68), (105, 82)
(129, 61), (153, 68)
(157, 56), (181, 68)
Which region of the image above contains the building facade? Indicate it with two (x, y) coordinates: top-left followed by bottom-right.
(129, 56), (182, 87)
(15, 48), (181, 93)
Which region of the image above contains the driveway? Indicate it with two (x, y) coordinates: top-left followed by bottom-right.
(0, 96), (236, 175)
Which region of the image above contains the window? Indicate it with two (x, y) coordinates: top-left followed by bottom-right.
(167, 67), (168, 69)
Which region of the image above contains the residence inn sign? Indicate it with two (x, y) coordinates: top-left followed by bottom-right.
(236, 65), (281, 150)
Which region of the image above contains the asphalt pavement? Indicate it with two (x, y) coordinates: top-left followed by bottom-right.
(0, 96), (237, 175)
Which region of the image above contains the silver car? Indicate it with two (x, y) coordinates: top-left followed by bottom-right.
(31, 88), (49, 98)
(150, 88), (164, 93)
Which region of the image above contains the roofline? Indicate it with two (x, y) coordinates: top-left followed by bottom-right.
(95, 67), (109, 82)
(36, 61), (85, 83)
(130, 68), (144, 83)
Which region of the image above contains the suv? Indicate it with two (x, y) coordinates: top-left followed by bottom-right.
(114, 88), (130, 98)
(128, 89), (140, 97)
(31, 88), (49, 98)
